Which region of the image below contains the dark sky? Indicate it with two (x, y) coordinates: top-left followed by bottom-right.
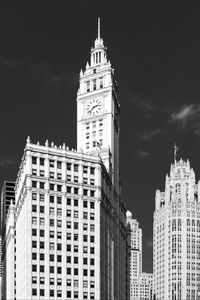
(1, 1), (200, 273)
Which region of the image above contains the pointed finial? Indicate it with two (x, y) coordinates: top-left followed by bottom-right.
(26, 136), (30, 144)
(98, 17), (100, 40)
(174, 143), (179, 163)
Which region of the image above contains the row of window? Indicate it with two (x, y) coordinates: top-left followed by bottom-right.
(32, 158), (95, 174)
(32, 265), (95, 276)
(86, 77), (103, 93)
(32, 181), (96, 196)
(32, 289), (95, 299)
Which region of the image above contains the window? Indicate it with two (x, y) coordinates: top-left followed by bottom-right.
(91, 292), (95, 299)
(50, 207), (54, 215)
(90, 258), (95, 265)
(86, 142), (89, 149)
(83, 235), (88, 242)
(50, 277), (54, 285)
(57, 208), (62, 216)
(57, 255), (62, 262)
(32, 289), (37, 296)
(32, 205), (37, 212)
(74, 268), (78, 275)
(32, 252), (37, 260)
(32, 192), (37, 200)
(50, 172), (54, 179)
(74, 176), (78, 183)
(67, 186), (72, 193)
(67, 210), (71, 217)
(57, 267), (62, 274)
(50, 195), (54, 203)
(32, 157), (37, 165)
(57, 220), (62, 227)
(86, 81), (90, 93)
(90, 213), (95, 220)
(57, 278), (62, 285)
(57, 161), (62, 169)
(40, 218), (45, 226)
(50, 231), (54, 238)
(90, 224), (95, 231)
(40, 206), (44, 213)
(57, 185), (62, 192)
(67, 198), (71, 205)
(57, 232), (62, 239)
(83, 257), (88, 264)
(67, 174), (71, 181)
(50, 254), (54, 262)
(90, 270), (95, 276)
(67, 221), (71, 229)
(83, 223), (88, 230)
(83, 212), (88, 219)
(40, 242), (45, 249)
(93, 79), (96, 90)
(57, 173), (62, 180)
(83, 166), (88, 174)
(74, 199), (78, 206)
(32, 241), (37, 248)
(32, 169), (37, 176)
(83, 281), (88, 288)
(57, 196), (62, 204)
(32, 264), (37, 272)
(32, 217), (37, 225)
(74, 280), (79, 287)
(90, 202), (95, 209)
(90, 281), (95, 288)
(32, 277), (37, 284)
(93, 141), (96, 147)
(32, 181), (37, 188)
(90, 179), (95, 185)
(67, 291), (71, 298)
(90, 167), (95, 175)
(40, 253), (44, 261)
(74, 211), (78, 218)
(50, 290), (54, 297)
(83, 269), (88, 276)
(67, 279), (71, 287)
(74, 245), (78, 252)
(50, 160), (54, 168)
(83, 189), (88, 196)
(90, 190), (95, 197)
(67, 244), (71, 252)
(40, 265), (45, 272)
(67, 256), (71, 263)
(90, 236), (95, 243)
(83, 246), (88, 253)
(74, 256), (79, 264)
(50, 184), (54, 191)
(40, 170), (44, 177)
(32, 229), (37, 236)
(74, 187), (79, 195)
(100, 77), (103, 88)
(50, 266), (54, 273)
(50, 243), (54, 250)
(74, 222), (78, 230)
(40, 194), (44, 202)
(57, 244), (62, 251)
(67, 163), (71, 170)
(67, 268), (71, 275)
(40, 182), (44, 189)
(74, 164), (79, 172)
(91, 247), (95, 254)
(83, 200), (88, 208)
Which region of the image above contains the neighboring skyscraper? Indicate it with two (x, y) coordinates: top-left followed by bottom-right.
(0, 181), (15, 300)
(153, 158), (200, 300)
(127, 211), (153, 300)
(4, 19), (129, 300)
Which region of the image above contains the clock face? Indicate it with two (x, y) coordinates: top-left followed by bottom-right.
(86, 99), (102, 116)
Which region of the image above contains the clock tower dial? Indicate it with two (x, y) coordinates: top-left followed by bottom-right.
(86, 99), (103, 116)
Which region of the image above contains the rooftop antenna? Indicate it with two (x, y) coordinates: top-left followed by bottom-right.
(98, 17), (100, 40)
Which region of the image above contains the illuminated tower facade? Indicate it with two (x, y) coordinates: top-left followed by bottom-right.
(153, 158), (200, 300)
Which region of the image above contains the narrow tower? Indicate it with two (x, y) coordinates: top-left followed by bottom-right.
(77, 18), (120, 191)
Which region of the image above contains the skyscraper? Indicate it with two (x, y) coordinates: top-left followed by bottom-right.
(127, 211), (153, 300)
(4, 19), (129, 300)
(153, 158), (200, 300)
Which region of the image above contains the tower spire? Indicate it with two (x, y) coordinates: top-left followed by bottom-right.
(98, 17), (100, 40)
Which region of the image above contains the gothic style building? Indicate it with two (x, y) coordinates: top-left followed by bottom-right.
(154, 158), (200, 300)
(3, 19), (129, 300)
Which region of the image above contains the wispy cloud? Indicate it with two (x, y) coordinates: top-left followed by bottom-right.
(169, 104), (200, 129)
(0, 158), (16, 167)
(129, 94), (156, 112)
(141, 128), (167, 141)
(133, 150), (150, 159)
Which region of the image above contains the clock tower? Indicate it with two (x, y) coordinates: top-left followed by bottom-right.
(77, 18), (120, 190)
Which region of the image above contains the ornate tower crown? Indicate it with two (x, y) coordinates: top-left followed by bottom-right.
(90, 18), (108, 67)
